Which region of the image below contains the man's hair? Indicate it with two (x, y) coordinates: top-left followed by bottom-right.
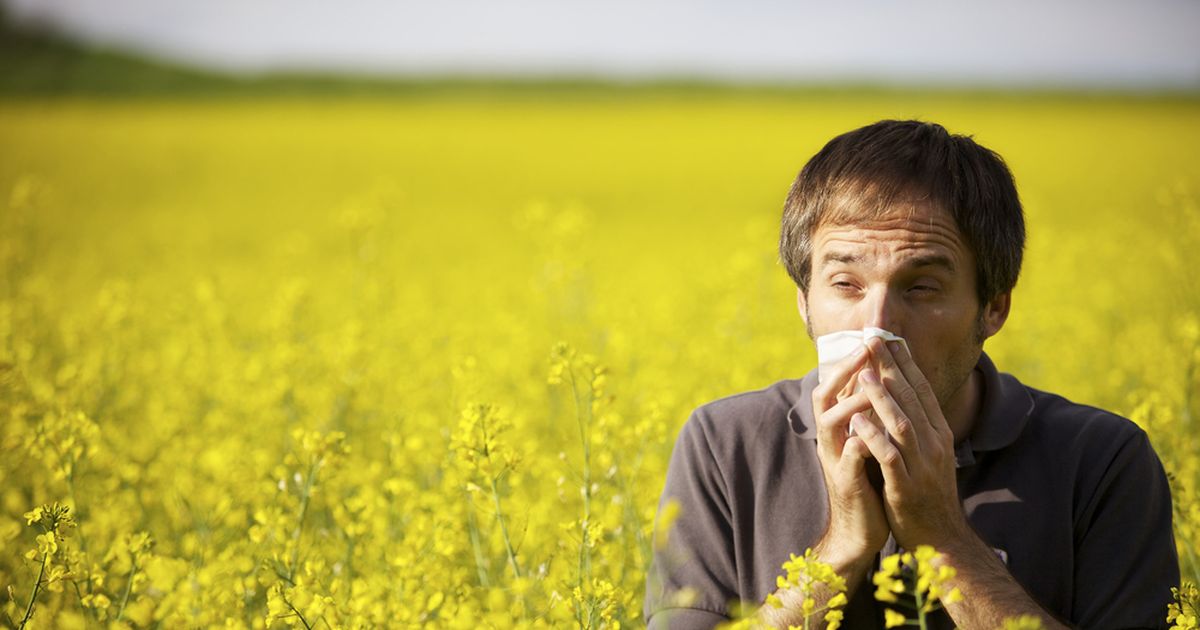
(779, 119), (1025, 305)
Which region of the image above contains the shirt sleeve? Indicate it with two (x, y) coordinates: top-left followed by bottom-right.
(1072, 428), (1179, 629)
(644, 408), (739, 629)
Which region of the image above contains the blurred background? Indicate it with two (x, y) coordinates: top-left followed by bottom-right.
(2, 2), (1198, 628)
(3, 0), (1200, 90)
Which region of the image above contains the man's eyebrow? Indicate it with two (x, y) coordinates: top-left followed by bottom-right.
(818, 252), (957, 272)
(819, 252), (863, 266)
(906, 254), (956, 272)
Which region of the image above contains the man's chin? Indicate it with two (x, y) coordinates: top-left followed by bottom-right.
(931, 347), (986, 412)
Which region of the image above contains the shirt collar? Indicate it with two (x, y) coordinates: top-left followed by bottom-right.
(786, 351), (1035, 462)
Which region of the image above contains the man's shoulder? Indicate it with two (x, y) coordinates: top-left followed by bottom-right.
(1025, 384), (1147, 443)
(1015, 383), (1159, 471)
(692, 378), (802, 422)
(681, 378), (806, 446)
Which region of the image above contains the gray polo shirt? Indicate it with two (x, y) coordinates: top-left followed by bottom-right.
(644, 352), (1178, 629)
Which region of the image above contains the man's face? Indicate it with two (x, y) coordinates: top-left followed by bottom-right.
(797, 201), (1009, 409)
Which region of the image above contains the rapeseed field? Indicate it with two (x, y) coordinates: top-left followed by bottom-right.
(1, 91), (1198, 628)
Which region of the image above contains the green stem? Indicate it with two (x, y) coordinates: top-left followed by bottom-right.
(64, 470), (98, 624)
(475, 405), (521, 582)
(488, 474), (521, 580)
(465, 506), (491, 587)
(567, 365), (596, 630)
(568, 367), (593, 582)
(282, 592), (313, 630)
(287, 458), (320, 583)
(1180, 530), (1200, 583)
(115, 556), (138, 621)
(915, 587), (928, 630)
(613, 462), (648, 584)
(18, 552), (48, 630)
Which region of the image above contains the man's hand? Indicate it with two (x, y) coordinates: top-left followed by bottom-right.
(849, 337), (972, 549)
(810, 343), (889, 571)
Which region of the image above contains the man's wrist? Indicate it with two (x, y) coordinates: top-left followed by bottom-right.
(757, 532), (878, 628)
(930, 522), (1000, 573)
(812, 532), (876, 589)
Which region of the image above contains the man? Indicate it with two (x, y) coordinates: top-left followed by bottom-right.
(643, 120), (1178, 629)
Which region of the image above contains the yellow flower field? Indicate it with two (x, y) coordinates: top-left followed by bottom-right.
(1, 91), (1198, 628)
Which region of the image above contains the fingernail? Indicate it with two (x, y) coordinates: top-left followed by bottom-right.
(851, 414), (867, 433)
(887, 341), (902, 354)
(860, 368), (878, 384)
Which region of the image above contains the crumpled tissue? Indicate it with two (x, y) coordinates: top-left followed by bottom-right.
(815, 327), (910, 437)
(816, 327), (909, 384)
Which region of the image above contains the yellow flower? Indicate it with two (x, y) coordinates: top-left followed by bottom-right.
(36, 532), (57, 556)
(874, 545), (961, 617)
(24, 507), (43, 525)
(1001, 614), (1046, 629)
(81, 592), (112, 609)
(824, 607), (844, 630)
(1169, 582), (1200, 630)
(885, 608), (908, 628)
(766, 548), (849, 628)
(653, 499), (681, 550)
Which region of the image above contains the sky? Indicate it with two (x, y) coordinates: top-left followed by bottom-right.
(6, 0), (1200, 89)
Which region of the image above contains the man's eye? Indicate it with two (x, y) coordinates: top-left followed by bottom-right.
(909, 285), (938, 293)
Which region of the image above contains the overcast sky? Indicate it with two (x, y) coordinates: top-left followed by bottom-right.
(6, 0), (1200, 88)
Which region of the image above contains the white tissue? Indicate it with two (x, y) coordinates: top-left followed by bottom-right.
(816, 327), (908, 384)
(815, 327), (910, 437)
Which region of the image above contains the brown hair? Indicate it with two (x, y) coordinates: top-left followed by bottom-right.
(779, 119), (1025, 305)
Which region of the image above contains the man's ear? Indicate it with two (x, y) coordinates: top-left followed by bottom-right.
(981, 291), (1012, 339)
(796, 288), (809, 327)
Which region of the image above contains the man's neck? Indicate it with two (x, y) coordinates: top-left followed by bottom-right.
(944, 367), (984, 446)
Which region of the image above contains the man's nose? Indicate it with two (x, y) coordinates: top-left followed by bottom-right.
(861, 286), (901, 333)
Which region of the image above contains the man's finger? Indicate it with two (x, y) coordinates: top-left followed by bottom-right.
(886, 340), (952, 438)
(849, 412), (909, 484)
(837, 434), (872, 480)
(865, 336), (932, 436)
(812, 344), (870, 415)
(856, 367), (921, 463)
(816, 391), (872, 460)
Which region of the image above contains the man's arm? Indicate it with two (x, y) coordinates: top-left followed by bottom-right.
(935, 528), (1071, 629)
(645, 409), (739, 629)
(1066, 427), (1178, 628)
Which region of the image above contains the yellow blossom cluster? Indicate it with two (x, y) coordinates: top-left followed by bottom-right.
(772, 549), (848, 630)
(715, 548), (846, 630)
(1170, 582), (1199, 630)
(874, 546), (962, 627)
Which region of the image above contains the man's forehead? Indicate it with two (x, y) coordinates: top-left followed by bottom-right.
(812, 212), (971, 269)
(819, 197), (957, 231)
(818, 248), (960, 274)
(815, 221), (964, 249)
